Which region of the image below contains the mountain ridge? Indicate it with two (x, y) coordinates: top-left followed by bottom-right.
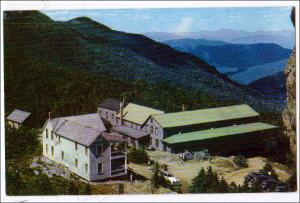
(145, 29), (295, 49)
(4, 10), (282, 120)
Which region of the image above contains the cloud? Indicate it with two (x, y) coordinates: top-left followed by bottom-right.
(175, 17), (194, 33)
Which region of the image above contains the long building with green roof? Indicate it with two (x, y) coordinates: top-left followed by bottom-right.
(163, 122), (277, 145)
(152, 104), (259, 128)
(99, 99), (279, 155)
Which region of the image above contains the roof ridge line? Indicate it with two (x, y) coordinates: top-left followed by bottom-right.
(153, 104), (252, 117)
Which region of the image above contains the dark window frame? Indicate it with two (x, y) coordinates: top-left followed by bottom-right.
(97, 145), (103, 155)
(97, 163), (103, 174)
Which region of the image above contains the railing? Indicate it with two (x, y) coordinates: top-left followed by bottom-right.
(111, 150), (126, 157)
(111, 166), (126, 176)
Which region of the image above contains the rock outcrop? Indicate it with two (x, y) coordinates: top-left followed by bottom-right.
(282, 7), (296, 163)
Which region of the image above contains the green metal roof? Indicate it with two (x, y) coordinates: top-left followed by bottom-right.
(152, 104), (259, 128)
(117, 103), (165, 125)
(163, 122), (277, 144)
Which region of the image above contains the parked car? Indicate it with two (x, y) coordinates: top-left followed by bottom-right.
(147, 146), (155, 151)
(178, 151), (194, 161)
(160, 171), (181, 186)
(245, 172), (267, 184)
(261, 179), (278, 191)
(275, 183), (288, 192)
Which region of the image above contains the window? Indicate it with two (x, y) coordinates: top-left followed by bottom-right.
(46, 144), (48, 154)
(116, 118), (120, 125)
(150, 126), (153, 134)
(51, 131), (53, 140)
(75, 159), (78, 168)
(151, 118), (153, 123)
(131, 123), (133, 128)
(75, 142), (78, 150)
(156, 139), (159, 148)
(97, 145), (103, 155)
(51, 146), (54, 156)
(112, 114), (115, 120)
(85, 163), (88, 173)
(85, 146), (88, 156)
(46, 129), (48, 139)
(155, 128), (159, 136)
(97, 163), (103, 174)
(61, 151), (64, 161)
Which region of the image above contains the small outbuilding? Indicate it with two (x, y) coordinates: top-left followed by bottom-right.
(6, 109), (31, 129)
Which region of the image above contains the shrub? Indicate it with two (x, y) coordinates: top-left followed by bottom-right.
(127, 147), (149, 164)
(259, 162), (278, 181)
(233, 155), (248, 168)
(151, 162), (160, 189)
(189, 166), (230, 193)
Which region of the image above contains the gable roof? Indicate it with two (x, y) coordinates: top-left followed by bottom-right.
(113, 125), (149, 139)
(6, 109), (31, 124)
(55, 121), (101, 146)
(47, 113), (106, 146)
(101, 131), (127, 142)
(99, 98), (122, 111)
(117, 103), (165, 125)
(152, 104), (259, 128)
(163, 122), (277, 145)
(49, 113), (106, 132)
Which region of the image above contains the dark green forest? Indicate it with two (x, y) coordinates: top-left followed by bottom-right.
(4, 11), (283, 128)
(5, 125), (91, 195)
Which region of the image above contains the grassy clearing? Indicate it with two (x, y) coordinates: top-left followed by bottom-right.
(90, 180), (173, 194)
(129, 150), (293, 193)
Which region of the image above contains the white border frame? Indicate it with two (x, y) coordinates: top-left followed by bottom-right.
(1, 1), (299, 202)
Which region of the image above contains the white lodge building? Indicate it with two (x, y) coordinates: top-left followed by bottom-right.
(42, 113), (127, 181)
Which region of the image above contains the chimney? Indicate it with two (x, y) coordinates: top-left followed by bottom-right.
(182, 104), (185, 111)
(48, 112), (52, 120)
(120, 102), (123, 126)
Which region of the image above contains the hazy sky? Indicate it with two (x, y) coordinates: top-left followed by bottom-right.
(43, 7), (294, 33)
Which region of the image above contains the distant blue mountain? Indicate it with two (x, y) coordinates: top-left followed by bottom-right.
(163, 40), (292, 75)
(231, 59), (289, 84)
(164, 38), (229, 50)
(145, 29), (295, 49)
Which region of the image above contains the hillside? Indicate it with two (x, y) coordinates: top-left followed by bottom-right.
(231, 59), (289, 84)
(4, 11), (283, 128)
(163, 40), (292, 75)
(249, 72), (287, 109)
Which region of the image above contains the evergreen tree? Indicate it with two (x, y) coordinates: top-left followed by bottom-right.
(237, 184), (244, 193)
(229, 182), (238, 193)
(207, 172), (219, 193)
(190, 167), (206, 193)
(259, 162), (279, 181)
(151, 161), (160, 189)
(218, 177), (229, 193)
(249, 178), (262, 193)
(69, 180), (79, 195)
(84, 183), (92, 194)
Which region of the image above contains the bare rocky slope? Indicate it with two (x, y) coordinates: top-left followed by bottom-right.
(283, 48), (296, 161)
(282, 8), (296, 162)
